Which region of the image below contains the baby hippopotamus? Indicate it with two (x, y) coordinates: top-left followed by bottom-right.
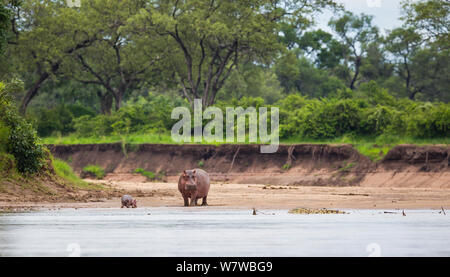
(121, 195), (137, 208)
(178, 169), (210, 206)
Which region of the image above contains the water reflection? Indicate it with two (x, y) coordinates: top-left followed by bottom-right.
(0, 208), (448, 256)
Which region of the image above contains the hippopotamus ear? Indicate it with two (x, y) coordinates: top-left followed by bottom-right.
(193, 170), (196, 175)
(183, 170), (187, 176)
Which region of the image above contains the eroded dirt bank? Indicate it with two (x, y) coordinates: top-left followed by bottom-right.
(48, 143), (450, 188)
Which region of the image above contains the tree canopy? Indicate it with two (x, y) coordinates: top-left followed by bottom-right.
(0, 0), (448, 118)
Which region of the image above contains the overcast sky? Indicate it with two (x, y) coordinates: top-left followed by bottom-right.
(316, 0), (410, 34)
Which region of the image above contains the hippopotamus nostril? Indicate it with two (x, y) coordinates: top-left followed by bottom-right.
(186, 184), (197, 190)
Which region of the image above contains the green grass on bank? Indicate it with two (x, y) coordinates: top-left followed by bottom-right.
(52, 158), (104, 190)
(41, 133), (450, 146)
(283, 135), (450, 161)
(42, 133), (450, 162)
(1, 155), (104, 195)
(82, 165), (106, 180)
(354, 144), (392, 161)
(42, 133), (175, 145)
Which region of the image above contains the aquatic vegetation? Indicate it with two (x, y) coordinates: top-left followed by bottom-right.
(288, 208), (347, 214)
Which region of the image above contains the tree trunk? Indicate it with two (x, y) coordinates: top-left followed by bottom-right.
(206, 88), (218, 106)
(20, 72), (49, 114)
(350, 56), (361, 90)
(114, 92), (122, 111)
(409, 89), (418, 100)
(97, 90), (113, 115)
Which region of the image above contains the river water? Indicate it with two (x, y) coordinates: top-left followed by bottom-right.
(0, 208), (448, 256)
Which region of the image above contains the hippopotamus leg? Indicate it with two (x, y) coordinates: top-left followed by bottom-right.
(201, 196), (208, 206)
(189, 192), (198, 206)
(183, 195), (189, 207)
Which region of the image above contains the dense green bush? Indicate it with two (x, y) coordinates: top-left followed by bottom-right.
(280, 98), (363, 139)
(35, 85), (449, 143)
(404, 103), (450, 138)
(73, 114), (115, 137)
(359, 105), (397, 136)
(35, 104), (95, 137)
(0, 120), (10, 153)
(0, 81), (45, 174)
(73, 93), (188, 137)
(277, 84), (449, 140)
(358, 81), (395, 106)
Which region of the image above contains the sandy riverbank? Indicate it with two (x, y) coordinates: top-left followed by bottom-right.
(1, 180), (450, 211)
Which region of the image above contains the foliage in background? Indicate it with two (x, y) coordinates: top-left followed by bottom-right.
(0, 80), (45, 174)
(5, 0), (447, 113)
(278, 82), (448, 140)
(72, 93), (188, 138)
(32, 104), (95, 137)
(0, 0), (448, 156)
(40, 82), (449, 145)
(0, 2), (10, 54)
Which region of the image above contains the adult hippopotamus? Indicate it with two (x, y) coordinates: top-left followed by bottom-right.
(178, 169), (210, 206)
(121, 195), (137, 208)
